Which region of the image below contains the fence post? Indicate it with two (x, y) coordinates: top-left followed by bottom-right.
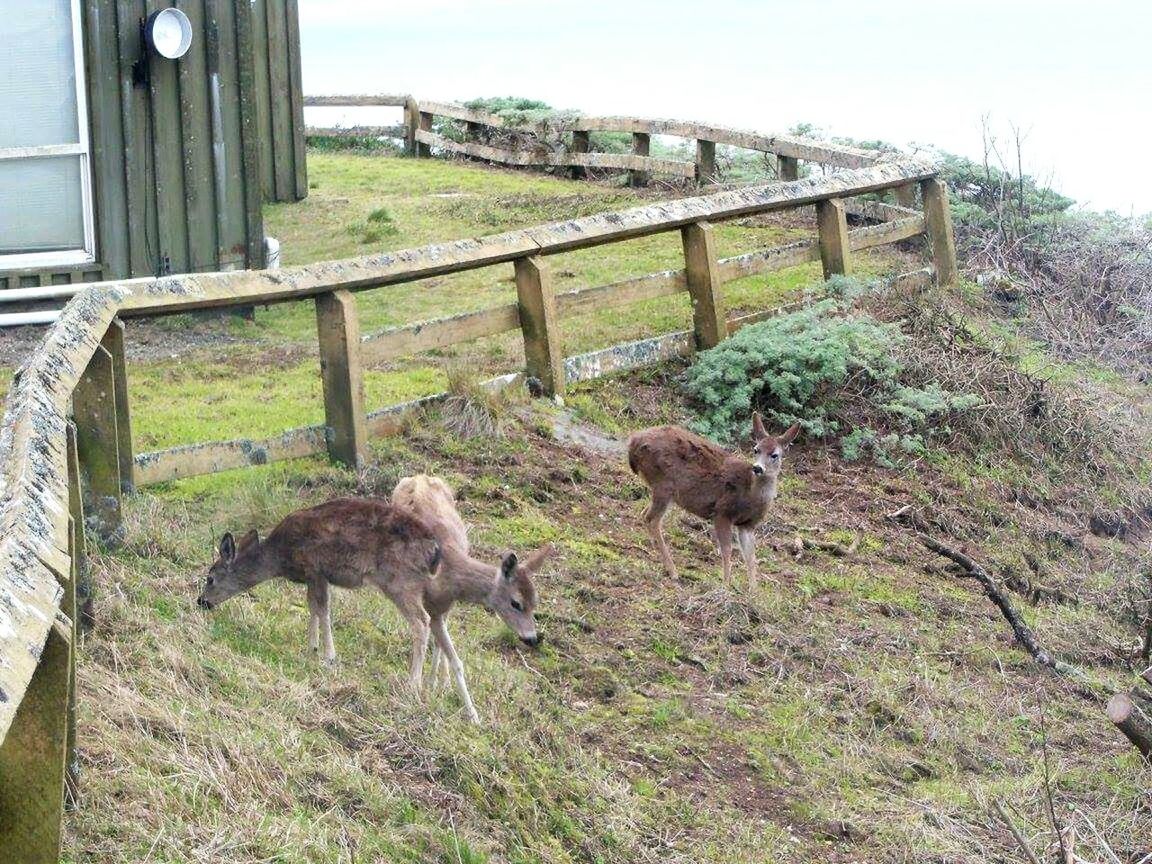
(0, 621), (72, 863)
(778, 155), (799, 181)
(681, 221), (726, 349)
(894, 183), (917, 209)
(816, 198), (851, 279)
(73, 343), (122, 543)
(465, 121), (482, 143)
(571, 129), (589, 180)
(404, 97), (419, 157)
(695, 139), (716, 184)
(101, 319), (134, 492)
(630, 132), (650, 187)
(417, 110), (433, 158)
(920, 178), (958, 286)
(315, 290), (368, 469)
(513, 256), (565, 397)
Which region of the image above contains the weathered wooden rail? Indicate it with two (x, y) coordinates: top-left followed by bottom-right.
(0, 156), (955, 861)
(304, 95), (887, 184)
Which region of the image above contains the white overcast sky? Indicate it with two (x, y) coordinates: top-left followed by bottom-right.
(298, 0), (1151, 215)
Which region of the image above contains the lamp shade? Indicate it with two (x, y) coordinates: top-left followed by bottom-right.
(144, 8), (193, 60)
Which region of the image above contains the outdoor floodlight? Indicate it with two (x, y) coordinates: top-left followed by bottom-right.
(144, 9), (193, 60)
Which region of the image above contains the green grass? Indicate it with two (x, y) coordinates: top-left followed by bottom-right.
(67, 389), (1152, 862)
(38, 150), (1152, 862)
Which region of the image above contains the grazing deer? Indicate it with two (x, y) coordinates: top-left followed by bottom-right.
(197, 498), (443, 686)
(391, 474), (552, 723)
(627, 413), (800, 588)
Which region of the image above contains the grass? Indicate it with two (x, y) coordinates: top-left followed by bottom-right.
(18, 149), (1147, 861)
(66, 379), (1152, 862)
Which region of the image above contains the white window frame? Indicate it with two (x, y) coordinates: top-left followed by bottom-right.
(0, 0), (96, 271)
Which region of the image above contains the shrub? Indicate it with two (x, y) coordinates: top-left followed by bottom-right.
(682, 281), (980, 464)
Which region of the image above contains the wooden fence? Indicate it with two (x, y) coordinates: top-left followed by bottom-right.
(304, 95), (894, 187)
(0, 155), (955, 861)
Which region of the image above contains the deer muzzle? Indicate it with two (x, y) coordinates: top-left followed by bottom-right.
(196, 595), (214, 610)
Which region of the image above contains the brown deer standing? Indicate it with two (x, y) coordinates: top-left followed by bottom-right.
(197, 497), (441, 680)
(627, 413), (800, 587)
(391, 474), (552, 723)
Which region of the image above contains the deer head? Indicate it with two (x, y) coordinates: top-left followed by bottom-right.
(197, 529), (267, 610)
(488, 544), (554, 647)
(750, 413), (801, 481)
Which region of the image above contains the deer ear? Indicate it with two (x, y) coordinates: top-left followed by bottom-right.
(219, 532), (236, 563)
(781, 422), (801, 447)
(520, 543), (555, 574)
(238, 528), (259, 550)
(751, 412), (768, 440)
(500, 553), (518, 580)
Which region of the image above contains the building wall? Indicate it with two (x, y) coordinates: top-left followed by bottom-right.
(83, 0), (267, 282)
(252, 0), (308, 204)
(3, 0), (306, 290)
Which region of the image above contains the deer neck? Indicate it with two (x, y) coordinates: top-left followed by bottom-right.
(426, 548), (496, 612)
(752, 471), (779, 504)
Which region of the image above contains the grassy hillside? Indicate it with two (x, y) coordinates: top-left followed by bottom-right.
(58, 152), (1152, 862)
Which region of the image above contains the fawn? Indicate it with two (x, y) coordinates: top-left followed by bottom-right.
(627, 413), (800, 587)
(391, 474), (552, 723)
(197, 498), (443, 683)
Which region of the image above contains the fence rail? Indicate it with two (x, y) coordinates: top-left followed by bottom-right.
(304, 95), (888, 181)
(0, 144), (956, 859)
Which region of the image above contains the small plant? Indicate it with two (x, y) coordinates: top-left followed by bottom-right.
(346, 209), (399, 246)
(367, 206), (394, 225)
(682, 279), (980, 463)
(440, 366), (512, 439)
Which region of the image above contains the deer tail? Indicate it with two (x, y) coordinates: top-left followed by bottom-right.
(626, 436), (642, 475)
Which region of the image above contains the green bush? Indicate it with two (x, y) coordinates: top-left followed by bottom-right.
(682, 280), (980, 464)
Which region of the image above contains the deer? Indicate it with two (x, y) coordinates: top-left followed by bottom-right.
(391, 474), (553, 723)
(627, 413), (800, 588)
(197, 497), (443, 682)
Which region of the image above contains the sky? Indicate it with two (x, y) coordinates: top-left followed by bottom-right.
(298, 0), (1152, 215)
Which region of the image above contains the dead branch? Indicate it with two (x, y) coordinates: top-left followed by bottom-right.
(1106, 692), (1152, 762)
(915, 532), (1057, 668)
(991, 799), (1042, 864)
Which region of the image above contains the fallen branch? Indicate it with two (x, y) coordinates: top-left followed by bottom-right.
(1106, 692), (1152, 762)
(916, 533), (1057, 668)
(802, 534), (861, 557)
(992, 799), (1042, 864)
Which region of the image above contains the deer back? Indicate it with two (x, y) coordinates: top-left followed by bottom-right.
(391, 474), (469, 554)
(628, 426), (744, 520)
(268, 497), (440, 589)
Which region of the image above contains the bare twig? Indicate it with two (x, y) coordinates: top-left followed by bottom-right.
(992, 799), (1042, 864)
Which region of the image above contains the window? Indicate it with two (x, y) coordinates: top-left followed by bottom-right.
(0, 0), (95, 269)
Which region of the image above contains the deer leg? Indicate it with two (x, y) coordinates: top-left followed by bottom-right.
(306, 582), (321, 656)
(428, 644), (444, 695)
(737, 526), (759, 590)
(643, 491), (679, 580)
(714, 518), (734, 587)
(394, 598), (430, 697)
(425, 614), (447, 697)
(317, 582), (337, 664)
(431, 617), (480, 724)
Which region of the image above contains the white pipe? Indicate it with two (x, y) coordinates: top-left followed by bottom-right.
(0, 284), (82, 304)
(0, 311), (61, 327)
